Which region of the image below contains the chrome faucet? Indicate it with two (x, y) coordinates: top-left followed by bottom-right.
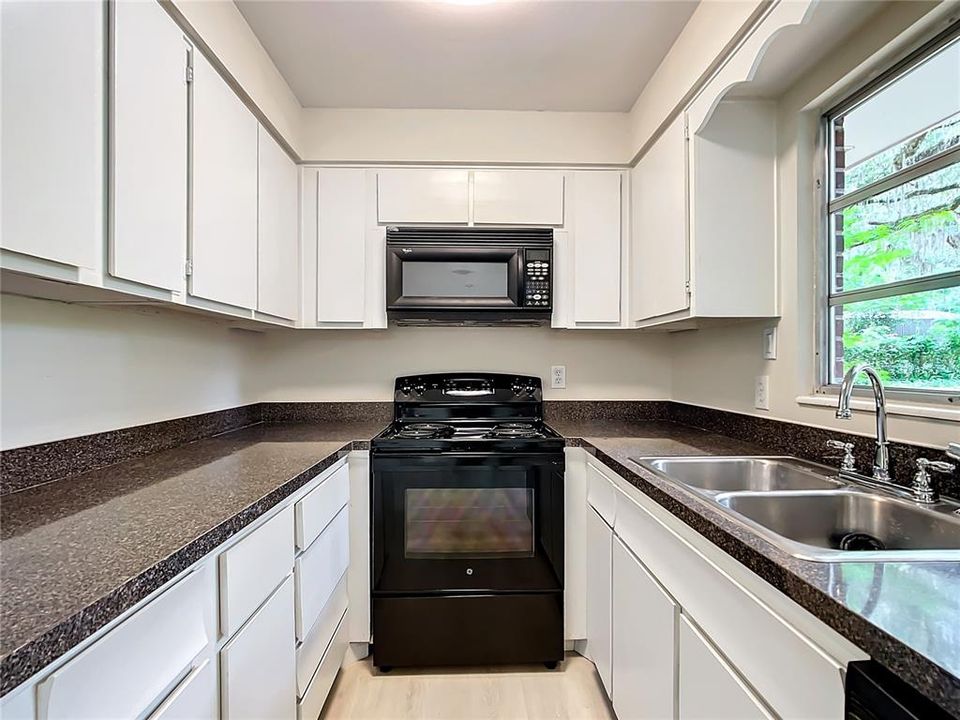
(836, 363), (890, 482)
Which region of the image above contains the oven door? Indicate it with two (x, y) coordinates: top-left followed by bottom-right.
(372, 453), (564, 595)
(385, 244), (522, 310)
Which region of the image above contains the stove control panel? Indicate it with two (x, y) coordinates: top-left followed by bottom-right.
(523, 248), (551, 308)
(394, 373), (542, 403)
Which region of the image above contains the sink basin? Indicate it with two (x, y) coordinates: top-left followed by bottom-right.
(718, 490), (960, 562)
(635, 457), (842, 494)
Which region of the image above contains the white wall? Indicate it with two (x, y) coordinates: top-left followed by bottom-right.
(256, 327), (672, 402)
(670, 2), (958, 449)
(299, 108), (631, 165)
(0, 295), (261, 450)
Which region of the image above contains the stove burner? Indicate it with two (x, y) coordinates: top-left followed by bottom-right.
(395, 422), (455, 439)
(490, 422), (538, 439)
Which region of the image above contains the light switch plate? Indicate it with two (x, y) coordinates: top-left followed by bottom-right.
(762, 327), (778, 360)
(551, 366), (566, 389)
(754, 375), (770, 410)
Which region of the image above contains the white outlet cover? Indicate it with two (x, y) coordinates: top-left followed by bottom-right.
(551, 365), (566, 389)
(754, 375), (770, 410)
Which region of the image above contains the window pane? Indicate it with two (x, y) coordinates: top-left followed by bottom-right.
(832, 38), (960, 199)
(830, 286), (960, 390)
(831, 162), (960, 293)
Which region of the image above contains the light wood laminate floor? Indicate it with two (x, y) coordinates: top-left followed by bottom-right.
(320, 653), (616, 720)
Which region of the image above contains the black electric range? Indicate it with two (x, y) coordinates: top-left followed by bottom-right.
(370, 373), (565, 670)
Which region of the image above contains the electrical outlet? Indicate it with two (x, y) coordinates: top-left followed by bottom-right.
(754, 375), (770, 410)
(551, 365), (566, 389)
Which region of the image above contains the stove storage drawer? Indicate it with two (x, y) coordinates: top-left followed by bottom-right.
(295, 460), (349, 551)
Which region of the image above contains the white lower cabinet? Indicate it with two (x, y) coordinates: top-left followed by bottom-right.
(585, 505), (613, 697)
(146, 659), (218, 720)
(679, 614), (771, 720)
(612, 537), (677, 720)
(221, 576), (298, 720)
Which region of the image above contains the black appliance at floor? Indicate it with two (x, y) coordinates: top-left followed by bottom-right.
(370, 373), (565, 670)
(845, 660), (953, 720)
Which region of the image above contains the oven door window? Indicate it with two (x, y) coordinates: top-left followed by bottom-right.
(405, 487), (534, 559)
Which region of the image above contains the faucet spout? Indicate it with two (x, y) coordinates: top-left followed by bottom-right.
(836, 363), (890, 481)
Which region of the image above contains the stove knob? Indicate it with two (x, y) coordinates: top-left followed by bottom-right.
(413, 384), (426, 395)
(400, 384), (412, 395)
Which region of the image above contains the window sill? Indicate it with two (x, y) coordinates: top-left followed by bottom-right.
(796, 394), (960, 422)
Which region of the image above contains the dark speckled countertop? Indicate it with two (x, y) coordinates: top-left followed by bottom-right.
(2, 416), (958, 716)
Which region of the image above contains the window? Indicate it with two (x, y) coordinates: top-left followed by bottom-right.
(823, 27), (960, 398)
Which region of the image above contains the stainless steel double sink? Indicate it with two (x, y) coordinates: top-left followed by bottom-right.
(631, 457), (960, 562)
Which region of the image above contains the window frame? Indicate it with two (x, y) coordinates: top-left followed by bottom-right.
(816, 23), (960, 405)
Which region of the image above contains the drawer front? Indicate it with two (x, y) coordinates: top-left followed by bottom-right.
(37, 564), (216, 720)
(297, 613), (349, 720)
(614, 486), (846, 719)
(295, 461), (349, 551)
(586, 460), (616, 526)
(146, 660), (217, 720)
(221, 576), (297, 720)
(295, 505), (349, 639)
(220, 505), (295, 638)
(297, 574), (348, 695)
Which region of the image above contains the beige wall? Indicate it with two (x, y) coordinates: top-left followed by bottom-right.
(256, 327), (672, 402)
(670, 2), (958, 449)
(0, 296), (260, 450)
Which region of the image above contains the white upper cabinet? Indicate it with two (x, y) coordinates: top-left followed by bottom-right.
(376, 169), (469, 224)
(1, 0), (103, 269)
(190, 50), (258, 310)
(473, 170), (564, 225)
(571, 171), (622, 325)
(632, 115), (689, 322)
(110, 0), (188, 292)
(257, 127), (300, 321)
(317, 168), (367, 323)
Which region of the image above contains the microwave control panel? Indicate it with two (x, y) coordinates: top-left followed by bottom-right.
(523, 249), (551, 307)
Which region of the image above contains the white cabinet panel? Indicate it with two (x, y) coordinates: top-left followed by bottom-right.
(190, 50), (258, 309)
(146, 659), (217, 720)
(473, 170), (564, 225)
(221, 576), (297, 720)
(679, 615), (772, 720)
(572, 172), (621, 324)
(295, 461), (349, 551)
(297, 612), (348, 720)
(36, 565), (216, 720)
(348, 451), (372, 643)
(257, 127), (300, 320)
(632, 115), (689, 321)
(612, 537), (677, 720)
(110, 0), (187, 291)
(317, 168), (366, 323)
(585, 460), (617, 526)
(1, 0), (102, 269)
(376, 169), (469, 224)
(585, 506), (612, 697)
(219, 506), (294, 638)
(295, 506), (349, 640)
(297, 574), (348, 695)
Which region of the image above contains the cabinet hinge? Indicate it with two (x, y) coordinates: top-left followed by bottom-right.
(185, 259), (193, 277)
(683, 114), (689, 140)
(685, 280), (691, 294)
(185, 65), (194, 84)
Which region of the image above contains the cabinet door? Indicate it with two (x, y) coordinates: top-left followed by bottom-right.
(110, 0), (188, 291)
(1, 0), (102, 269)
(376, 169), (469, 224)
(632, 115), (689, 321)
(585, 506), (612, 697)
(146, 660), (217, 720)
(473, 170), (564, 225)
(317, 168), (366, 323)
(221, 576), (297, 720)
(572, 171), (621, 324)
(191, 50), (258, 309)
(612, 537), (677, 720)
(257, 127), (299, 320)
(679, 614), (772, 720)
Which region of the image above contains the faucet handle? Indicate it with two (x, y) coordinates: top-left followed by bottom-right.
(912, 458), (956, 504)
(825, 440), (856, 471)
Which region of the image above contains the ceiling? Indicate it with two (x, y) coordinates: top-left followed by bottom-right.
(235, 0), (699, 112)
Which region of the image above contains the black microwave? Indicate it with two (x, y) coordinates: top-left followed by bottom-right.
(385, 226), (553, 326)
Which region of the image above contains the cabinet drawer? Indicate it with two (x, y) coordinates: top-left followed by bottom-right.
(295, 505), (349, 640)
(221, 576), (297, 720)
(297, 612), (349, 720)
(219, 505), (295, 638)
(586, 460), (616, 526)
(297, 574), (348, 695)
(146, 659), (217, 720)
(614, 485), (847, 719)
(37, 565), (216, 720)
(295, 461), (349, 551)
